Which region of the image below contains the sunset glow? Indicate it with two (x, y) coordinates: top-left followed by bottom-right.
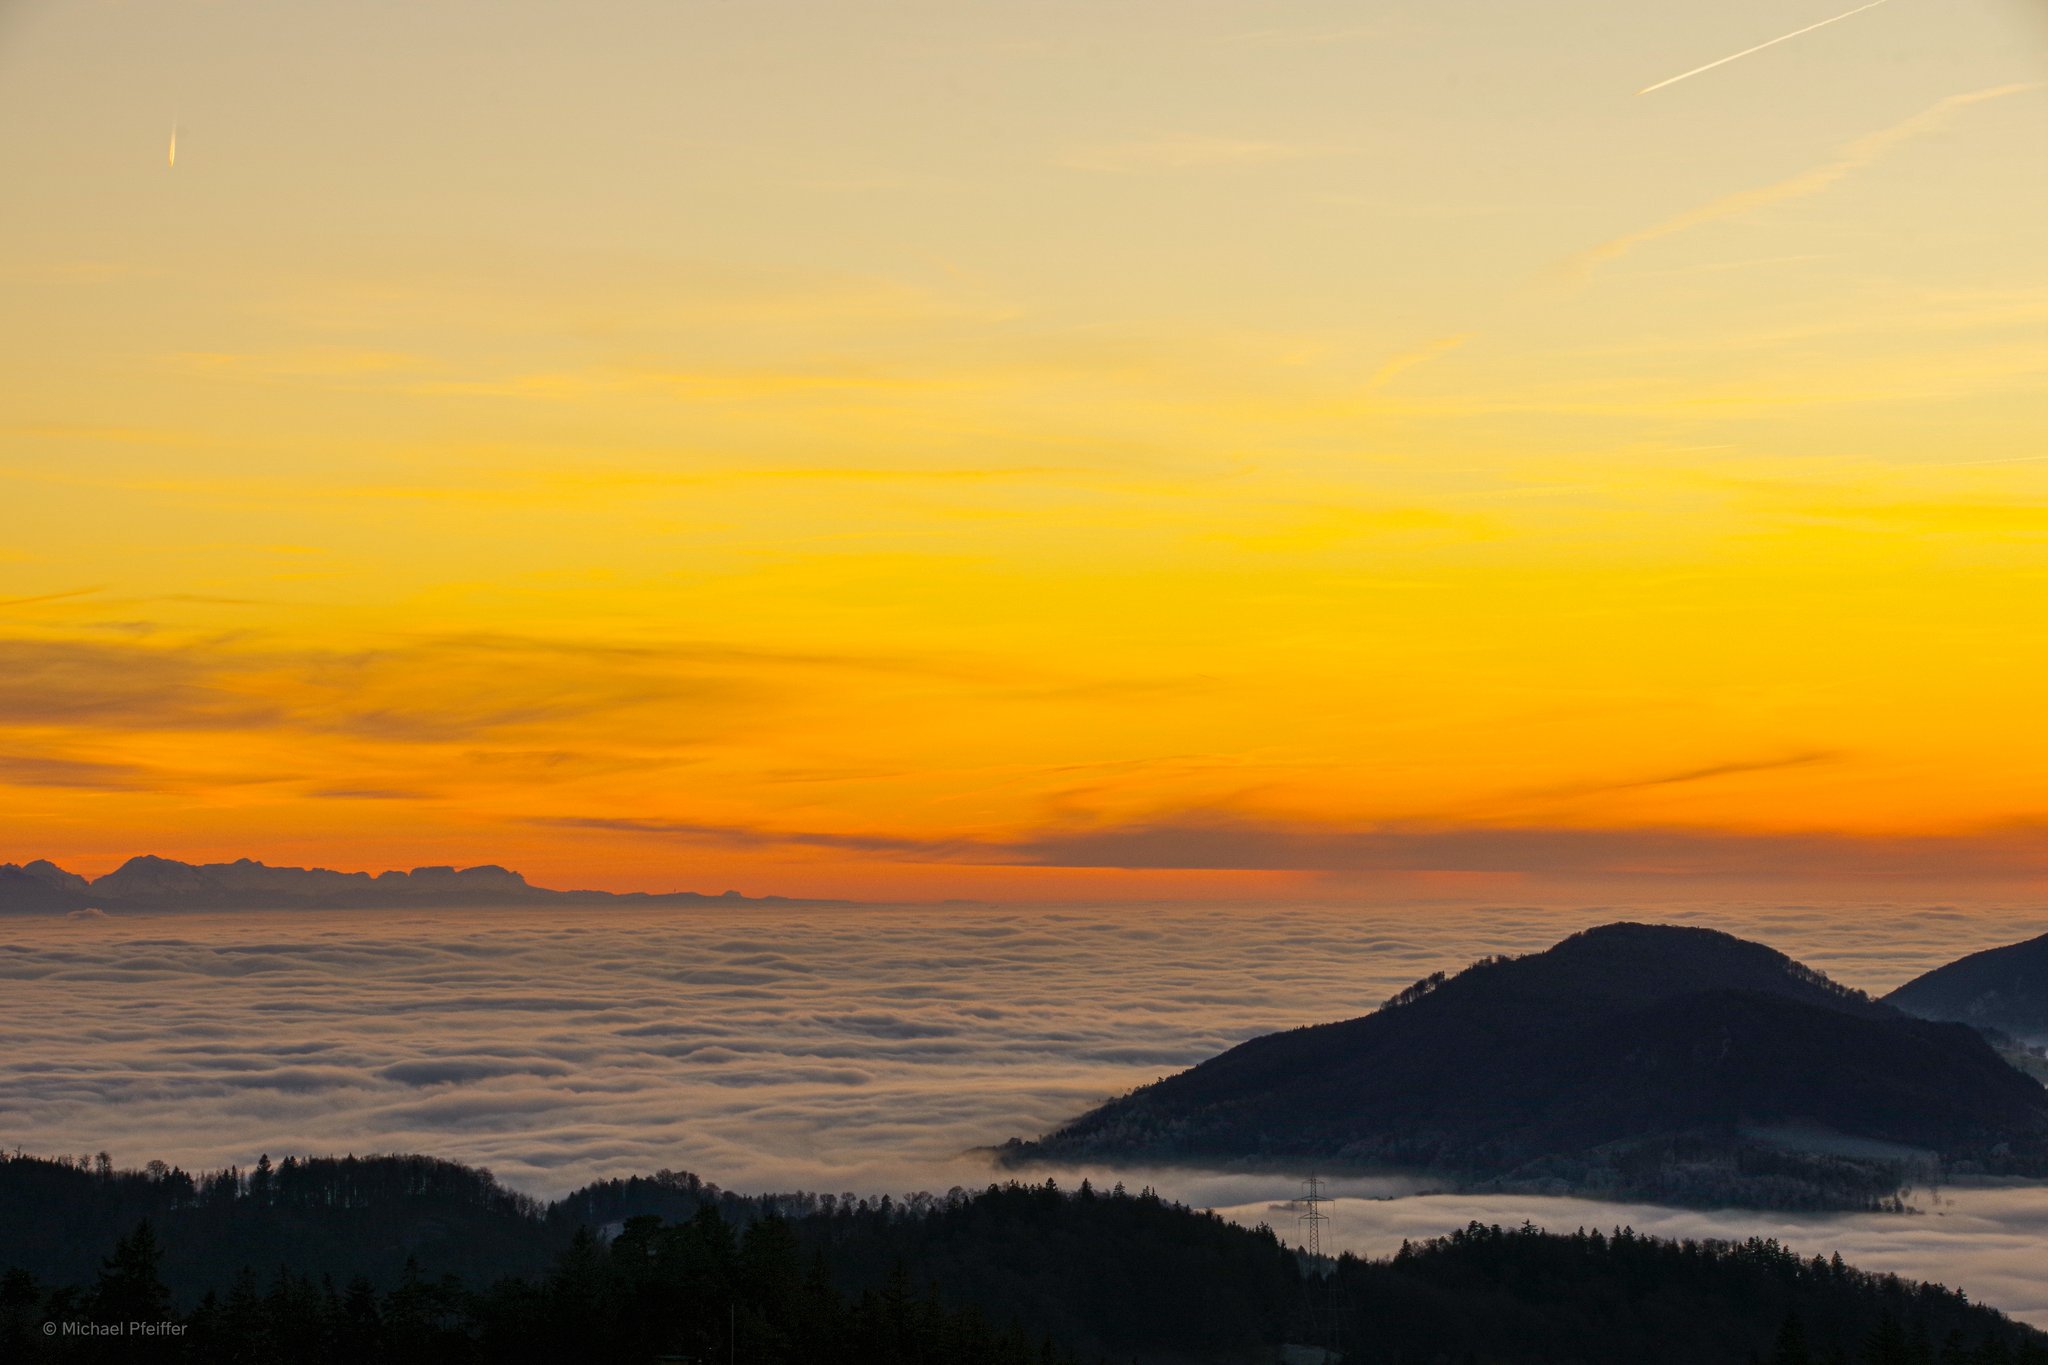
(4, 1), (2046, 898)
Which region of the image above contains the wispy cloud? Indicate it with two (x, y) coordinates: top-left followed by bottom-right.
(0, 630), (989, 747)
(1221, 22), (1382, 49)
(1564, 83), (2041, 281)
(1059, 136), (1340, 173)
(169, 349), (426, 381)
(1006, 814), (2048, 880)
(1365, 334), (1472, 393)
(306, 787), (438, 802)
(0, 751), (155, 791)
(0, 587), (105, 611)
(540, 815), (965, 858)
(0, 639), (284, 731)
(1519, 752), (1842, 803)
(535, 806), (2048, 883)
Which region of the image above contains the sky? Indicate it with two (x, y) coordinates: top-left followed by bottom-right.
(2, 0), (2047, 900)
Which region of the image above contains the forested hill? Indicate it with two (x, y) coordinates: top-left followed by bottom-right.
(3, 1149), (2046, 1364)
(1006, 922), (2048, 1209)
(1889, 929), (2048, 1041)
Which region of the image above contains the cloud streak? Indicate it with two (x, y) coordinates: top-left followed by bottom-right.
(542, 816), (968, 857)
(1006, 816), (2048, 878)
(0, 629), (981, 745)
(1568, 84), (2041, 280)
(0, 751), (155, 791)
(549, 807), (2048, 883)
(1514, 751), (1842, 803)
(1059, 136), (1338, 173)
(1365, 334), (1472, 393)
(0, 587), (105, 611)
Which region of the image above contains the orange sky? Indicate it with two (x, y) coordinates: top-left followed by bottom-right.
(3, 2), (2047, 900)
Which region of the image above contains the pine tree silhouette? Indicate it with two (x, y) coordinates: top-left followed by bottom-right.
(91, 1220), (171, 1323)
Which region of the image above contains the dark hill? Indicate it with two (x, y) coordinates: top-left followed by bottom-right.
(1888, 929), (2048, 1041)
(0, 1152), (559, 1296)
(1006, 923), (2048, 1208)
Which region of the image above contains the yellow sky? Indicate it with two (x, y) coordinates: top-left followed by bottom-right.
(3, 1), (2047, 899)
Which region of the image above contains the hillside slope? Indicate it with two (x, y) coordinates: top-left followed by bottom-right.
(1007, 923), (2048, 1207)
(1889, 929), (2048, 1042)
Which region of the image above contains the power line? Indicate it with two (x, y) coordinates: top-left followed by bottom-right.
(1298, 1173), (1328, 1262)
(1297, 1173), (1343, 1358)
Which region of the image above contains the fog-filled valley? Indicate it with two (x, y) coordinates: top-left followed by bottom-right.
(8, 899), (2048, 1326)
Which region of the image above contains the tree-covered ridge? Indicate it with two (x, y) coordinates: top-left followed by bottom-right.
(1889, 929), (2048, 1041)
(3, 1148), (2046, 1363)
(1348, 1221), (2045, 1365)
(1, 1209), (1070, 1365)
(1009, 923), (2048, 1209)
(0, 1150), (557, 1295)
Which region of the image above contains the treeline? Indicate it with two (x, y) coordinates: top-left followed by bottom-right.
(3, 1149), (2045, 1363)
(1337, 1221), (2046, 1365)
(808, 1177), (1299, 1359)
(1483, 1133), (1925, 1212)
(0, 1150), (560, 1294)
(0, 1208), (1069, 1364)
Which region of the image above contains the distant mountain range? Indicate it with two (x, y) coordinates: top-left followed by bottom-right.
(1003, 922), (2048, 1209)
(1889, 929), (2048, 1044)
(0, 854), (825, 912)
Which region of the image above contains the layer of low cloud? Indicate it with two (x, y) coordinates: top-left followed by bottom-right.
(5, 902), (2047, 1322)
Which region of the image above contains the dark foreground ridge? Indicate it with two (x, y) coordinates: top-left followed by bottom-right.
(0, 855), (841, 913)
(2, 1148), (2043, 1364)
(1005, 923), (2048, 1209)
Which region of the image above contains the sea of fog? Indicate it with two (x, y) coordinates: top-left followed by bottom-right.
(5, 900), (2047, 1323)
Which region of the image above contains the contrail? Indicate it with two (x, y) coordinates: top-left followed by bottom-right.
(1640, 0), (1890, 95)
(168, 121), (177, 169)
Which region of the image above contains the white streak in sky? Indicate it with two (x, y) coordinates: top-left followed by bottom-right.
(1640, 0), (1890, 95)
